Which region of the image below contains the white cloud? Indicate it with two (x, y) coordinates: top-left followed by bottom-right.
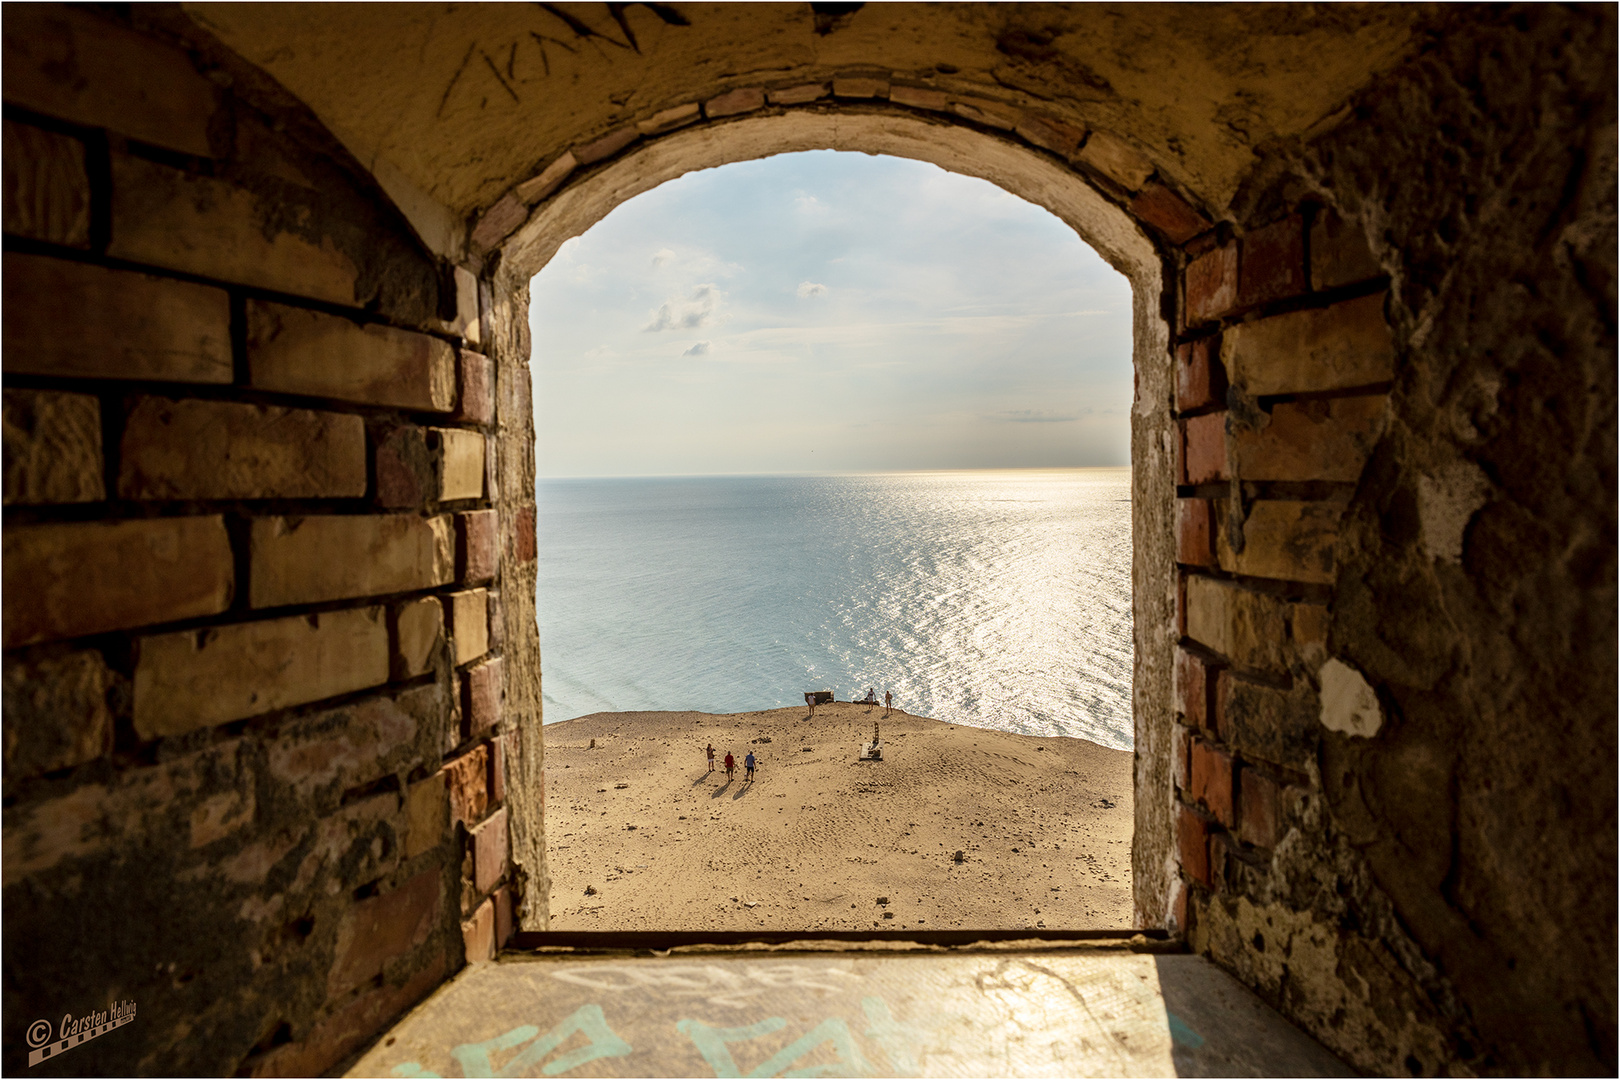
(651, 247), (675, 267)
(796, 281), (828, 298)
(988, 409), (1083, 423)
(644, 284), (722, 332)
(682, 341), (710, 357)
(793, 193), (828, 215)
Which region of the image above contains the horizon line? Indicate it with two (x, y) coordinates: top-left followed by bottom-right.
(536, 464), (1133, 481)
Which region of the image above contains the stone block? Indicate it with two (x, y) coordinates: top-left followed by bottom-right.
(498, 363), (530, 431)
(1177, 498), (1216, 567)
(119, 397), (366, 500)
(887, 85), (946, 110)
(1311, 211), (1381, 290)
(1182, 413), (1227, 484)
(573, 126), (639, 164)
(2, 120), (89, 247)
(462, 897), (495, 964)
(1176, 648), (1214, 730)
(703, 87), (765, 118)
(375, 425), (434, 510)
(469, 193), (527, 255)
(3, 389), (103, 505)
(1216, 670), (1319, 769)
(458, 510), (499, 584)
(1186, 244), (1238, 325)
(1231, 395), (1386, 483)
(832, 76), (888, 99)
(950, 97), (1019, 130)
(265, 688), (430, 806)
(489, 735), (506, 807)
(2, 647), (113, 782)
(514, 151), (576, 204)
(1177, 804), (1213, 888)
(404, 772), (449, 859)
(1221, 292), (1394, 396)
(1075, 131), (1154, 192)
(247, 301), (455, 413)
(1184, 575), (1291, 674)
(1016, 115), (1085, 157)
(250, 514), (454, 609)
(486, 591), (504, 652)
(434, 428), (485, 501)
(511, 505), (537, 564)
(471, 806), (508, 894)
(1239, 768), (1280, 848)
(768, 83), (829, 105)
(2, 252), (231, 384)
(1175, 335), (1225, 413)
(1132, 182), (1209, 245)
(494, 885), (514, 947)
(328, 868), (441, 997)
(636, 103), (700, 136)
(133, 606), (389, 738)
(454, 351), (494, 425)
(1218, 500), (1341, 584)
(3, 516), (232, 648)
(1237, 215), (1306, 309)
(448, 266), (481, 345)
(462, 657), (504, 739)
(1174, 727), (1192, 791)
(447, 588), (489, 667)
(392, 595), (443, 680)
(444, 745), (489, 829)
(108, 155), (358, 305)
(2, 6), (215, 156)
(1190, 738), (1235, 826)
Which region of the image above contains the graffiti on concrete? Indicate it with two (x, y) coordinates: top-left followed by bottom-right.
(549, 962), (859, 1008)
(390, 1004), (632, 1078)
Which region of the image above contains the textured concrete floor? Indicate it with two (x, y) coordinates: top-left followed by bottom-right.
(352, 944), (1352, 1077)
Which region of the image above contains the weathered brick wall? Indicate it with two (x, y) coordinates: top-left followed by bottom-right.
(1, 6), (520, 1074)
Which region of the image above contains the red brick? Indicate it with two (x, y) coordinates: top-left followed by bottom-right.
(489, 735), (506, 807)
(511, 505), (537, 564)
(462, 897), (495, 963)
(494, 885), (515, 948)
(574, 126), (640, 165)
(463, 656), (504, 739)
(1190, 738), (1235, 826)
(472, 806), (508, 894)
(469, 193), (526, 255)
(443, 745), (488, 828)
(1176, 574), (1187, 637)
(1239, 768), (1280, 848)
(4, 516), (233, 648)
(704, 87), (765, 118)
(1175, 648), (1213, 730)
(1185, 244), (1237, 325)
(1172, 880), (1190, 934)
(1311, 210), (1381, 290)
(1132, 182), (1209, 245)
(375, 425), (433, 509)
(1181, 413), (1227, 484)
(459, 509), (499, 584)
(1237, 215), (1306, 309)
(454, 351), (495, 425)
(1177, 804), (1213, 887)
(3, 120), (90, 247)
(327, 869), (441, 996)
(832, 76), (888, 99)
(1175, 336), (1225, 413)
(1176, 498), (1216, 567)
(1015, 114), (1084, 157)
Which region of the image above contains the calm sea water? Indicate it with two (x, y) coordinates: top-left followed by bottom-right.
(535, 469), (1133, 751)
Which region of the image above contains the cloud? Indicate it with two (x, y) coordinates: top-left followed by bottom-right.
(796, 281), (828, 298)
(651, 247), (675, 267)
(682, 341), (710, 357)
(644, 284), (722, 331)
(793, 194), (827, 215)
(988, 409), (1083, 423)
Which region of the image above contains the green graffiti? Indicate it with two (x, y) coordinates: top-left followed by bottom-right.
(448, 1005), (632, 1077)
(860, 998), (920, 1077)
(676, 1015), (872, 1078)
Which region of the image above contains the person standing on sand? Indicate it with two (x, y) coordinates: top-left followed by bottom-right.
(723, 752), (735, 780)
(707, 744), (716, 772)
(884, 690), (892, 717)
(744, 750), (756, 781)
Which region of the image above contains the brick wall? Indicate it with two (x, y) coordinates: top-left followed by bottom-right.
(1, 7), (515, 1074)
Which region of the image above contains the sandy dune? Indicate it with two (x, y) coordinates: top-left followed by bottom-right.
(543, 703), (1134, 931)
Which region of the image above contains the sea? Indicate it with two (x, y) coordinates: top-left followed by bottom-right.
(535, 468), (1134, 751)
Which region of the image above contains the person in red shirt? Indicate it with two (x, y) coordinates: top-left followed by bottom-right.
(723, 752), (735, 780)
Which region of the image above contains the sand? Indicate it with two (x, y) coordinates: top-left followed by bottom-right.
(543, 703), (1134, 931)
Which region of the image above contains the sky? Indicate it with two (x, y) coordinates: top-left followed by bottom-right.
(528, 150), (1134, 477)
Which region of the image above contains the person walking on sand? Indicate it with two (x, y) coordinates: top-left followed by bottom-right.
(884, 690), (892, 717)
(707, 744), (716, 772)
(723, 751), (735, 780)
(744, 750), (756, 781)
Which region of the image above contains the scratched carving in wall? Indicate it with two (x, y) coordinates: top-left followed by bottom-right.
(387, 995), (923, 1078)
(438, 3), (691, 117)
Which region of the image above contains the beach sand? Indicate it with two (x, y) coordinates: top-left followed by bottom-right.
(543, 703), (1134, 931)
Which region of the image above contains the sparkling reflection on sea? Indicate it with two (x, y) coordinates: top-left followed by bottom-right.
(536, 468), (1133, 750)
